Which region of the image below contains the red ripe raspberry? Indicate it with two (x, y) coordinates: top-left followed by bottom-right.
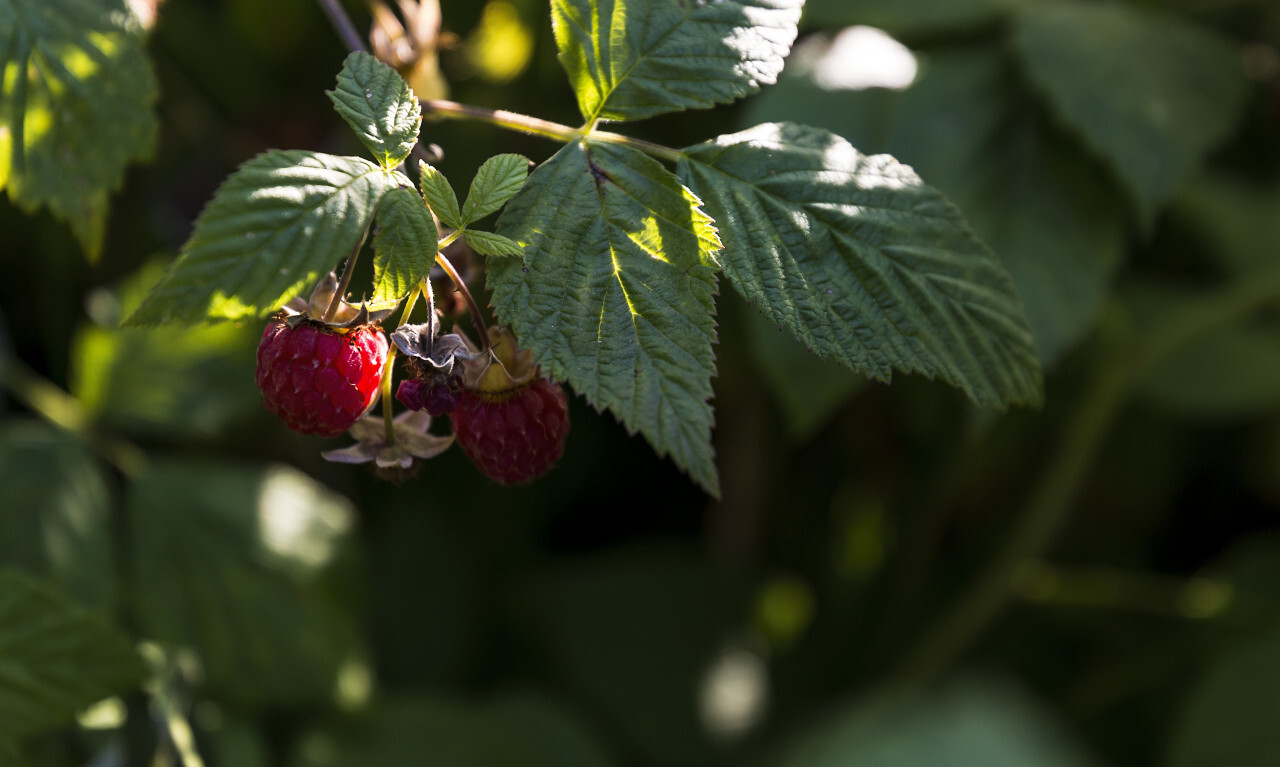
(450, 377), (569, 484)
(255, 318), (389, 438)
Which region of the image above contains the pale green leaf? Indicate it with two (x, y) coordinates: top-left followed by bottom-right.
(463, 229), (522, 257)
(679, 122), (1042, 409)
(461, 152), (529, 224)
(418, 160), (462, 229)
(552, 0), (803, 122)
(491, 141), (722, 495)
(0, 421), (113, 612)
(372, 187), (436, 307)
(0, 570), (144, 743)
(745, 48), (1126, 366)
(294, 693), (616, 767)
(73, 260), (261, 437)
(1011, 3), (1248, 229)
(0, 0), (158, 259)
(1169, 631), (1280, 767)
(327, 51), (421, 169)
(128, 462), (362, 707)
(126, 151), (400, 326)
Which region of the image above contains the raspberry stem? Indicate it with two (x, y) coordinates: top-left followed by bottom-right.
(324, 229), (368, 323)
(436, 250), (490, 350)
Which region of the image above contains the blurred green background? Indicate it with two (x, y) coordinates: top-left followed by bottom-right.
(2, 0), (1280, 765)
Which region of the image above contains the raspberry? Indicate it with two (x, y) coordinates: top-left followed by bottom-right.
(424, 382), (460, 417)
(255, 318), (389, 438)
(396, 378), (428, 412)
(450, 377), (569, 484)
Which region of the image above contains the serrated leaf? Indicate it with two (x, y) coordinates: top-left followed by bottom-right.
(418, 160), (462, 229)
(0, 421), (113, 612)
(128, 461), (362, 707)
(491, 141), (721, 495)
(327, 51), (421, 169)
(0, 0), (159, 259)
(1011, 3), (1248, 230)
(463, 229), (522, 257)
(461, 153), (528, 224)
(0, 570), (144, 743)
(679, 122), (1042, 409)
(745, 47), (1125, 366)
(372, 187), (436, 307)
(127, 151), (399, 326)
(552, 0), (803, 122)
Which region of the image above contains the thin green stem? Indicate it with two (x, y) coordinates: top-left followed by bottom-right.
(434, 231), (489, 349)
(324, 234), (366, 322)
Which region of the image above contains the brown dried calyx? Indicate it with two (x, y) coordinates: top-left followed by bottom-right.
(281, 272), (397, 331)
(391, 323), (539, 398)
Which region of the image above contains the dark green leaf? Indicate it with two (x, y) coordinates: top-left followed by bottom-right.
(492, 140), (722, 495)
(461, 153), (529, 224)
(126, 151), (400, 326)
(745, 48), (1125, 366)
(327, 51), (421, 169)
(372, 187), (437, 307)
(128, 461), (362, 707)
(802, 0), (1022, 35)
(1169, 632), (1280, 767)
(0, 570), (144, 743)
(0, 422), (112, 612)
(679, 122), (1042, 409)
(1011, 3), (1248, 229)
(463, 229), (522, 257)
(418, 160), (462, 229)
(776, 679), (1097, 767)
(0, 0), (159, 259)
(552, 0), (803, 121)
(1178, 176), (1280, 277)
(72, 261), (261, 437)
(294, 693), (616, 767)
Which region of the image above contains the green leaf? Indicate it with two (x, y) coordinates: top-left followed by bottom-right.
(775, 679), (1098, 767)
(1011, 3), (1248, 230)
(0, 0), (159, 259)
(0, 570), (144, 743)
(1178, 176), (1280, 277)
(418, 160), (462, 229)
(1169, 631), (1280, 767)
(327, 51), (421, 170)
(0, 421), (113, 612)
(802, 0), (1024, 35)
(294, 693), (617, 767)
(372, 187), (436, 307)
(744, 47), (1126, 366)
(127, 151), (400, 326)
(552, 0), (803, 122)
(491, 140), (721, 495)
(72, 260), (261, 437)
(463, 229), (522, 257)
(678, 122), (1042, 409)
(128, 461), (362, 707)
(461, 153), (529, 225)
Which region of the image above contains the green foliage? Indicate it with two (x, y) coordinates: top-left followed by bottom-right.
(0, 0), (158, 260)
(418, 160), (463, 229)
(0, 570), (144, 744)
(463, 228), (522, 257)
(679, 122), (1042, 408)
(802, 0), (1022, 34)
(327, 51), (422, 170)
(294, 693), (616, 767)
(491, 140), (721, 494)
(372, 187), (437, 307)
(0, 422), (113, 612)
(1011, 2), (1248, 230)
(552, 0), (803, 121)
(127, 461), (362, 707)
(461, 152), (529, 224)
(746, 47), (1125, 366)
(127, 151), (402, 325)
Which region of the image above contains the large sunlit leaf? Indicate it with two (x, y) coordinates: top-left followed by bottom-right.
(0, 570), (144, 743)
(491, 140), (721, 495)
(128, 461), (362, 706)
(0, 0), (159, 259)
(552, 0), (803, 121)
(1011, 3), (1248, 229)
(679, 122), (1042, 409)
(327, 51), (421, 170)
(745, 48), (1126, 366)
(127, 151), (401, 326)
(372, 187), (436, 307)
(0, 422), (113, 612)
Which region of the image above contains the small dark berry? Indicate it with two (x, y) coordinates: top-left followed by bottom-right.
(396, 378), (428, 411)
(424, 382), (461, 416)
